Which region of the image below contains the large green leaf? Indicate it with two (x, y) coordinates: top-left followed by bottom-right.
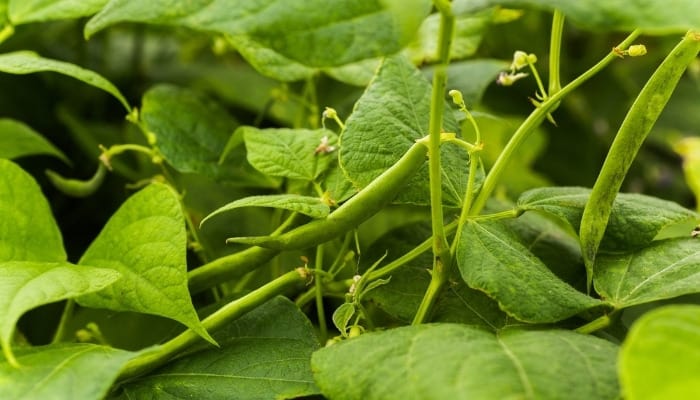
(312, 324), (619, 400)
(113, 297), (321, 399)
(454, 0), (700, 34)
(140, 84), (241, 180)
(619, 305), (700, 400)
(86, 0), (431, 67)
(76, 183), (215, 345)
(340, 55), (472, 207)
(0, 158), (65, 262)
(242, 127), (337, 181)
(0, 51), (130, 111)
(0, 343), (143, 400)
(517, 187), (697, 252)
(0, 262), (120, 366)
(7, 0), (107, 24)
(594, 238), (700, 308)
(456, 220), (603, 323)
(0, 118), (68, 163)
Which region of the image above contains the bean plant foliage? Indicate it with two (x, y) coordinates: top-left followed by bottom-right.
(1, 0), (700, 399)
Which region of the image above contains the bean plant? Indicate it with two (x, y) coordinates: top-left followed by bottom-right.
(1, 1), (699, 399)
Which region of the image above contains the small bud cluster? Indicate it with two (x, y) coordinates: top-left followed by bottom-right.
(497, 50), (537, 86)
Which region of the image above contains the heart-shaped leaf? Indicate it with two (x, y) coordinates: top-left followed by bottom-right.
(312, 324), (619, 400)
(456, 219), (603, 322)
(340, 55), (473, 207)
(242, 127), (337, 181)
(0, 262), (120, 366)
(594, 238), (700, 308)
(76, 183), (215, 345)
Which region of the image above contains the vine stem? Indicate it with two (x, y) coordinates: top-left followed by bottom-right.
(118, 269), (310, 382)
(469, 29), (641, 216)
(314, 245), (328, 342)
(548, 10), (565, 96)
(412, 0), (454, 325)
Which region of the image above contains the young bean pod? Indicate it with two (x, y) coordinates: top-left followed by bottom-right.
(226, 141), (429, 250)
(45, 163), (107, 197)
(580, 31), (700, 291)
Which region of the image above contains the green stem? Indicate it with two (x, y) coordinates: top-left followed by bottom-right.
(548, 10), (565, 95)
(118, 269), (310, 381)
(51, 300), (75, 344)
(412, 0), (455, 326)
(575, 314), (611, 334)
(469, 29), (641, 215)
(314, 246), (328, 342)
(188, 246), (279, 294)
(528, 62), (548, 99)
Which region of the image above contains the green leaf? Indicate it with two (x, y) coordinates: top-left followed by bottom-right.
(332, 302), (356, 337)
(202, 194), (330, 225)
(243, 127), (337, 181)
(457, 220), (603, 323)
(406, 8), (491, 64)
(0, 343), (143, 400)
(76, 183), (215, 345)
(86, 0), (431, 67)
(0, 262), (120, 366)
(140, 84), (242, 180)
(114, 297), (321, 399)
(517, 187), (698, 252)
(323, 161), (358, 204)
(227, 34), (315, 82)
(8, 0), (108, 25)
(0, 51), (130, 111)
(454, 0), (700, 34)
(0, 118), (69, 163)
(0, 158), (66, 262)
(594, 238), (700, 308)
(340, 55), (472, 207)
(620, 305), (700, 400)
(312, 324), (619, 400)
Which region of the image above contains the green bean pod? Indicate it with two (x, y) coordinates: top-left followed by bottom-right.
(580, 31), (700, 291)
(45, 163), (107, 197)
(226, 141), (429, 250)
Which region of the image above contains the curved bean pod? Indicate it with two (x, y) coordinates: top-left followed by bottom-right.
(580, 31), (700, 291)
(45, 163), (107, 197)
(226, 141), (429, 250)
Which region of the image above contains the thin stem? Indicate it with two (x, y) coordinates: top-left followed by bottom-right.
(528, 62), (548, 99)
(314, 246), (328, 342)
(575, 314), (611, 334)
(118, 269), (310, 381)
(412, 0), (455, 326)
(188, 246), (279, 294)
(51, 300), (75, 344)
(469, 29), (641, 215)
(548, 10), (565, 95)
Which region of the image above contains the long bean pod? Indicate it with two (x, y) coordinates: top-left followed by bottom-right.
(226, 141), (429, 250)
(580, 31), (700, 291)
